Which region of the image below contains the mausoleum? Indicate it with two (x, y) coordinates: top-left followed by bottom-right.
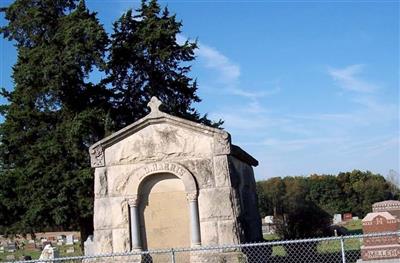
(89, 97), (262, 256)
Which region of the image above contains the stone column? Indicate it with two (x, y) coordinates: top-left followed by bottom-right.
(187, 192), (201, 247)
(128, 197), (142, 250)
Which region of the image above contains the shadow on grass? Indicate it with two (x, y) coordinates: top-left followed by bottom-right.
(243, 245), (361, 263)
(345, 229), (363, 235)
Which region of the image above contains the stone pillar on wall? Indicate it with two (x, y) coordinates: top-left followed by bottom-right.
(89, 97), (262, 258)
(128, 197), (142, 250)
(187, 192), (201, 247)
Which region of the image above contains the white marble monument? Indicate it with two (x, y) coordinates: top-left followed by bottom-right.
(89, 97), (262, 261)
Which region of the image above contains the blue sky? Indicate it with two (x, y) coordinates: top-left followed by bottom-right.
(1, 0), (399, 180)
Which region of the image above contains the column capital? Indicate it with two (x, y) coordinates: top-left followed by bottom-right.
(186, 191), (198, 202)
(127, 196), (139, 207)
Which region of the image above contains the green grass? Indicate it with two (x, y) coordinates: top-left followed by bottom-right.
(0, 243), (83, 262)
(0, 249), (41, 262)
(263, 233), (280, 241)
(343, 219), (363, 234)
(318, 238), (361, 253)
(262, 233), (362, 258)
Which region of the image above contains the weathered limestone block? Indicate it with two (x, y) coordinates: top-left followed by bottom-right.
(90, 97), (262, 253)
(200, 221), (219, 246)
(218, 220), (240, 245)
(110, 197), (129, 228)
(94, 230), (113, 254)
(104, 123), (213, 166)
(213, 132), (231, 155)
(198, 188), (234, 220)
(112, 228), (130, 253)
(213, 155), (230, 187)
(94, 198), (112, 230)
(94, 167), (108, 198)
(107, 164), (140, 197)
(181, 159), (214, 188)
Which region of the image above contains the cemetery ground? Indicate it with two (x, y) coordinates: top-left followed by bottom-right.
(0, 242), (82, 261)
(0, 232), (82, 261)
(263, 219), (363, 257)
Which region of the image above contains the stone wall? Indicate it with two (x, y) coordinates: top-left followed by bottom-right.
(228, 156), (263, 243)
(89, 97), (262, 256)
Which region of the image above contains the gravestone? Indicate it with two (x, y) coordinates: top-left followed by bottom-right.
(6, 242), (16, 252)
(89, 97), (263, 261)
(333, 214), (342, 224)
(65, 235), (74, 245)
(373, 200), (400, 220)
(84, 235), (94, 256)
(343, 213), (353, 221)
(66, 247), (75, 254)
(359, 212), (400, 262)
(262, 216), (275, 235)
(25, 242), (37, 251)
(39, 244), (59, 262)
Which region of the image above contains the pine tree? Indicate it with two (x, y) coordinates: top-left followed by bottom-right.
(0, 0), (109, 241)
(106, 0), (222, 129)
(0, 0), (221, 242)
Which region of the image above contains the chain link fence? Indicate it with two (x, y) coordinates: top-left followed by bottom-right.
(4, 231), (400, 263)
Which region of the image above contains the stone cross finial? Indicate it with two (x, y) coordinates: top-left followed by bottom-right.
(148, 96), (162, 113)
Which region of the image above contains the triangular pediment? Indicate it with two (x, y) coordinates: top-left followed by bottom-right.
(89, 97), (231, 167)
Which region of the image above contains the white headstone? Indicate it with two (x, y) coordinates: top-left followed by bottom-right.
(264, 215), (274, 224)
(66, 235), (74, 245)
(84, 235), (94, 256)
(333, 213), (342, 224)
(39, 244), (59, 262)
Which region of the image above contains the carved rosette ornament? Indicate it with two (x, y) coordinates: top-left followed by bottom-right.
(90, 145), (105, 168)
(186, 192), (198, 202)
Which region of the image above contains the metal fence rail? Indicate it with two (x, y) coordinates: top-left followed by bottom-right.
(4, 231), (400, 263)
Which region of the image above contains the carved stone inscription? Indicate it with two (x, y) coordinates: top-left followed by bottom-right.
(361, 212), (400, 261)
(140, 162), (187, 179)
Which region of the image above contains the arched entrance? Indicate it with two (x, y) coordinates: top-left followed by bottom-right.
(138, 173), (190, 249)
(127, 162), (201, 251)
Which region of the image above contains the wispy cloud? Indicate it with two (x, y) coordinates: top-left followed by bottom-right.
(231, 85), (281, 100)
(328, 64), (378, 93)
(177, 34), (279, 100)
(188, 38), (398, 177)
(196, 44), (241, 85)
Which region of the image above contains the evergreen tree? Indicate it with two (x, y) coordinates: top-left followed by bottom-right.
(0, 0), (220, 241)
(0, 0), (109, 241)
(106, 0), (221, 129)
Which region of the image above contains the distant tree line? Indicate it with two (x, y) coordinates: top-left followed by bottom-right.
(257, 170), (400, 239)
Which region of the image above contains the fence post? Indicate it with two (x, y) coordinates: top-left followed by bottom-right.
(171, 248), (176, 263)
(340, 236), (346, 263)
